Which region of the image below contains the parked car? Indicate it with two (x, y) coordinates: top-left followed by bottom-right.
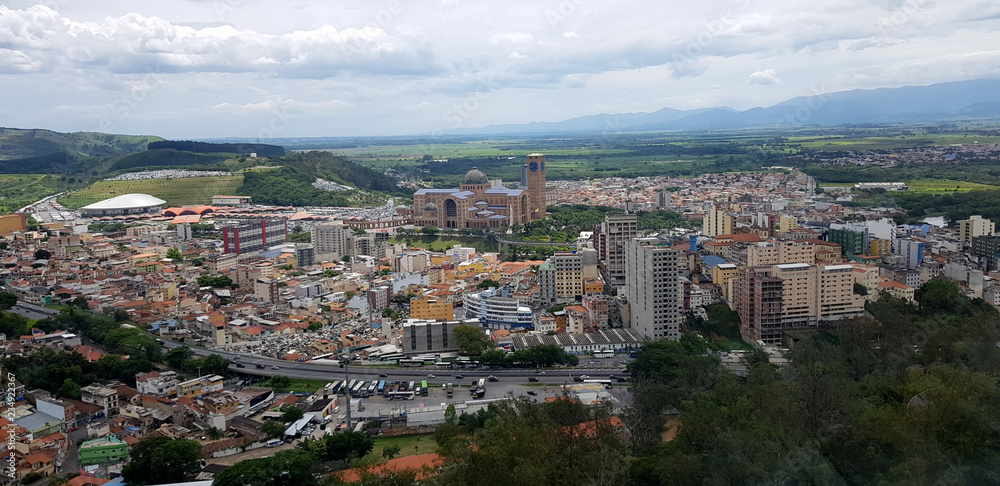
(526, 390), (537, 396)
(579, 375), (590, 380)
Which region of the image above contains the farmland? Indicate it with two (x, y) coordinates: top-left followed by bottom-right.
(58, 175), (245, 208)
(819, 179), (997, 194)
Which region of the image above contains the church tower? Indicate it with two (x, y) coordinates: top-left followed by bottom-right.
(526, 153), (546, 220)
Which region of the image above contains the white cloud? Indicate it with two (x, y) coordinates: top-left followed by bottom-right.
(747, 69), (780, 85)
(508, 52), (527, 60)
(562, 32), (579, 39)
(489, 32), (533, 44)
(404, 101), (433, 110)
(211, 98), (348, 114)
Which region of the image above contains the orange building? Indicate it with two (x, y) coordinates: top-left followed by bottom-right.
(410, 297), (454, 321)
(0, 213), (27, 235)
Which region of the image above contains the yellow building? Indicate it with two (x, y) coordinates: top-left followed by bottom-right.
(410, 297), (454, 321)
(584, 279), (604, 294)
(878, 280), (915, 302)
(778, 215), (800, 233)
(130, 253), (162, 273)
(869, 238), (892, 256)
(713, 263), (739, 302)
(0, 213), (27, 235)
(702, 205), (734, 237)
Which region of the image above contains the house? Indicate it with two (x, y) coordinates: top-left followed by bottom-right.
(17, 449), (57, 481)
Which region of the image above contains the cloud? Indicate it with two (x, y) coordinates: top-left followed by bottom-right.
(508, 52), (527, 60)
(211, 98), (348, 114)
(0, 5), (442, 78)
(747, 69), (780, 85)
(404, 101), (433, 110)
(489, 32), (533, 44)
(562, 32), (579, 39)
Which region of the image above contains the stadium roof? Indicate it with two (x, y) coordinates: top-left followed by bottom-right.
(81, 194), (166, 211)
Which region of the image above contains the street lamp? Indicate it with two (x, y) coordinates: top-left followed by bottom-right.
(339, 359), (352, 432)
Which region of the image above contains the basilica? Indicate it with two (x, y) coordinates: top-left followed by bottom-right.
(412, 153), (547, 228)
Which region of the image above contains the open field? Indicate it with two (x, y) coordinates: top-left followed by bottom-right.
(819, 179), (998, 194)
(58, 175), (244, 208)
(262, 378), (329, 393)
(362, 434), (436, 462)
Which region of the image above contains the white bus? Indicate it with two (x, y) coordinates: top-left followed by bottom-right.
(594, 350), (614, 359)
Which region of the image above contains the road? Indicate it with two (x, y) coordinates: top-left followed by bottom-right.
(161, 338), (629, 385)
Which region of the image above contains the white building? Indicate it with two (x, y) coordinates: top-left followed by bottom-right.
(624, 237), (680, 340)
(312, 222), (351, 261)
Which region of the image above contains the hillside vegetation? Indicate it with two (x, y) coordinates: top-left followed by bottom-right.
(0, 128), (161, 162)
(59, 175), (245, 208)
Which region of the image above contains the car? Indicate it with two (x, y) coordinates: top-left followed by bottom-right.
(454, 375), (464, 380)
(528, 377), (538, 382)
(256, 364), (265, 369)
(605, 385), (613, 390)
(609, 375), (617, 380)
(573, 376), (584, 382)
(68, 426), (77, 432)
(579, 375), (590, 380)
(232, 355), (240, 360)
(200, 436), (207, 440)
(235, 363), (245, 368)
(615, 376), (628, 383)
(526, 390), (537, 396)
(427, 374), (436, 378)
(271, 365), (280, 370)
(379, 373), (388, 378)
(487, 375), (498, 382)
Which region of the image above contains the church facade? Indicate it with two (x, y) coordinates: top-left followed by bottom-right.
(413, 153), (547, 229)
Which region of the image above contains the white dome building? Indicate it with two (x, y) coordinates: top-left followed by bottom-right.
(80, 193), (167, 217)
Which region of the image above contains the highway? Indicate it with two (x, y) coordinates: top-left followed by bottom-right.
(162, 338), (629, 384)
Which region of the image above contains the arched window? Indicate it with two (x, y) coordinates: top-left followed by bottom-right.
(445, 199), (457, 218)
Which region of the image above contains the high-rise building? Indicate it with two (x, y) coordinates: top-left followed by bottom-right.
(958, 215), (995, 242)
(402, 319), (467, 356)
(828, 224), (869, 256)
(596, 213), (638, 289)
(295, 244), (315, 267)
(702, 205), (734, 237)
(624, 237), (680, 340)
(894, 238), (925, 269)
(312, 221), (351, 261)
(221, 218), (287, 255)
(526, 153), (547, 220)
(734, 263), (865, 345)
(254, 278), (279, 303)
(745, 240), (816, 266)
(778, 215), (799, 233)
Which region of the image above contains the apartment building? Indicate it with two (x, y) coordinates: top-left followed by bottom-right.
(745, 240), (816, 266)
(734, 263), (865, 345)
(702, 205), (734, 237)
(958, 215), (995, 242)
(222, 218), (288, 254)
(401, 319), (465, 356)
(624, 237), (680, 340)
(312, 221), (351, 261)
(595, 213), (638, 288)
(410, 297), (454, 321)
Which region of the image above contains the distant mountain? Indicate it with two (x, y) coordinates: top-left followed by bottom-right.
(0, 128), (162, 161)
(448, 79), (1000, 135)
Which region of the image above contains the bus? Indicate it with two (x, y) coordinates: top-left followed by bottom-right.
(377, 380), (386, 395)
(351, 381), (365, 397)
(414, 386), (422, 397)
(343, 380), (355, 395)
(594, 350), (614, 359)
(387, 390), (415, 400)
(420, 380), (429, 396)
(583, 379), (613, 387)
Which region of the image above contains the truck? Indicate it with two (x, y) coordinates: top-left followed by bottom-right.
(446, 383), (453, 398)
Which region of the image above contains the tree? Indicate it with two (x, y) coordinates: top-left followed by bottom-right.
(122, 436), (202, 485)
(207, 427), (223, 440)
(166, 247), (183, 261)
(419, 226), (439, 235)
(308, 321), (322, 331)
(33, 249), (50, 260)
(454, 324), (494, 356)
(293, 225), (304, 233)
(57, 378), (81, 400)
(477, 279), (501, 289)
(268, 376), (292, 389)
(213, 449), (318, 486)
(71, 296), (89, 310)
(281, 405), (305, 423)
(445, 404), (457, 424)
(0, 292), (16, 311)
(382, 444), (402, 460)
(164, 346), (191, 370)
(262, 420), (286, 439)
(298, 431), (374, 465)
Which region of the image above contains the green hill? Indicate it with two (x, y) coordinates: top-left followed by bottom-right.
(0, 128), (162, 161)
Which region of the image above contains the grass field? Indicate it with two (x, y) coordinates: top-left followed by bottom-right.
(362, 434), (436, 462)
(0, 174), (68, 213)
(58, 175), (244, 208)
(819, 179), (997, 194)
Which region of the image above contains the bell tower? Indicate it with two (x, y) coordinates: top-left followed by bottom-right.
(526, 153), (546, 220)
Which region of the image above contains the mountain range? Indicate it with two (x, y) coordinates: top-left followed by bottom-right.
(446, 79), (1000, 135)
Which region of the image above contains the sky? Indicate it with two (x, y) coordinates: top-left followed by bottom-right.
(1, 0), (1000, 139)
